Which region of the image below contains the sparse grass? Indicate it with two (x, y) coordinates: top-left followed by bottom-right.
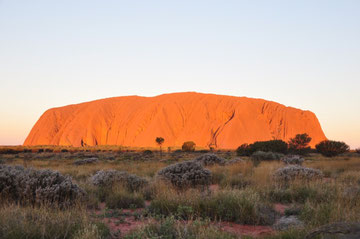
(124, 216), (237, 239)
(1, 150), (360, 238)
(148, 186), (276, 225)
(0, 204), (110, 239)
(105, 186), (145, 209)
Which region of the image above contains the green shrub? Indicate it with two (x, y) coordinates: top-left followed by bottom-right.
(182, 141), (196, 152)
(315, 140), (349, 157)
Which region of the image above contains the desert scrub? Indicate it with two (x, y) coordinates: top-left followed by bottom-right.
(124, 216), (236, 239)
(0, 204), (110, 239)
(105, 186), (145, 209)
(273, 165), (323, 182)
(281, 155), (304, 165)
(194, 153), (225, 166)
(0, 164), (84, 207)
(265, 182), (337, 204)
(73, 157), (99, 165)
(219, 174), (251, 189)
(149, 188), (277, 225)
(252, 151), (284, 161)
(90, 170), (148, 192)
(157, 160), (212, 188)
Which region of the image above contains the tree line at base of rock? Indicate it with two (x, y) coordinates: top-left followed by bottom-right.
(235, 133), (350, 157)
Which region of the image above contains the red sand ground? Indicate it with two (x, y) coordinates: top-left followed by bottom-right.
(93, 201), (292, 237)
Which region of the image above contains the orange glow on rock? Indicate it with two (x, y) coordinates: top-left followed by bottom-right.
(23, 92), (326, 149)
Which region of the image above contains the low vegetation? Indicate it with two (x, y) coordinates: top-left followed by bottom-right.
(315, 140), (350, 157)
(0, 145), (360, 238)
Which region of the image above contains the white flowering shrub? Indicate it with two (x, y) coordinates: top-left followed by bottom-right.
(273, 165), (323, 181)
(194, 153), (225, 166)
(90, 170), (147, 191)
(281, 155), (305, 165)
(157, 161), (212, 188)
(0, 165), (84, 207)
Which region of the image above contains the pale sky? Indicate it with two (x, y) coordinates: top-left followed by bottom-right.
(0, 0), (359, 148)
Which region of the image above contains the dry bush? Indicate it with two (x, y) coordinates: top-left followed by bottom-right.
(194, 153), (225, 166)
(157, 161), (212, 188)
(90, 170), (147, 192)
(73, 157), (99, 165)
(273, 165), (323, 182)
(281, 155), (305, 165)
(252, 151), (284, 162)
(0, 165), (84, 207)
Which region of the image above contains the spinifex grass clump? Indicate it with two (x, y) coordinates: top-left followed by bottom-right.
(123, 216), (237, 239)
(105, 186), (145, 209)
(73, 157), (99, 165)
(90, 170), (148, 192)
(281, 155), (305, 165)
(0, 165), (84, 207)
(157, 161), (212, 188)
(273, 165), (323, 182)
(194, 153), (225, 166)
(0, 204), (110, 239)
(148, 188), (278, 225)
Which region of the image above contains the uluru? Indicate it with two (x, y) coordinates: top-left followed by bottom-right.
(24, 92), (326, 149)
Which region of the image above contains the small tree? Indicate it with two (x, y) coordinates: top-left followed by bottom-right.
(182, 141), (196, 152)
(315, 140), (349, 157)
(288, 133), (312, 155)
(155, 137), (165, 159)
(356, 148), (360, 154)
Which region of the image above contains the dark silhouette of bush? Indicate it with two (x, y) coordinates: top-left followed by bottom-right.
(315, 140), (350, 157)
(236, 143), (252, 156)
(143, 150), (153, 156)
(355, 148), (360, 154)
(182, 141), (196, 152)
(236, 140), (288, 155)
(251, 140), (288, 154)
(288, 133), (312, 155)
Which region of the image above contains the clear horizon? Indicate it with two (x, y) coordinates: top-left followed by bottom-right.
(1, 1), (359, 148)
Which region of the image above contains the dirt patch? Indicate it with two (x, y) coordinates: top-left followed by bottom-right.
(274, 203), (290, 215)
(219, 222), (274, 236)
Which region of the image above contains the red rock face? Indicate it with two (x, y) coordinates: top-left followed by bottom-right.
(24, 92), (326, 148)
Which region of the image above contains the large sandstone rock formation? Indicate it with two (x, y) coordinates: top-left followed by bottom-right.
(24, 92), (326, 149)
